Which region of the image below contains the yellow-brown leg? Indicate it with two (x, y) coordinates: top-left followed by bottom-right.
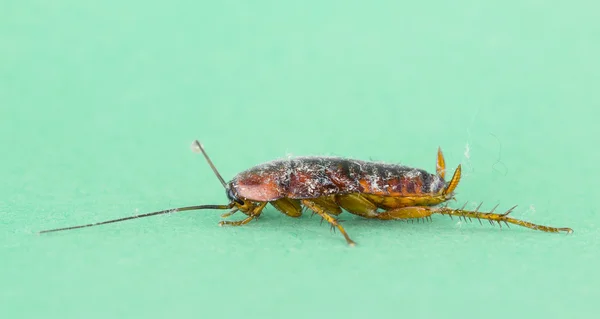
(335, 194), (378, 218)
(376, 204), (572, 234)
(301, 199), (356, 246)
(219, 202), (267, 226)
(311, 196), (343, 216)
(220, 207), (239, 218)
(271, 198), (303, 217)
(376, 206), (433, 220)
(434, 205), (573, 233)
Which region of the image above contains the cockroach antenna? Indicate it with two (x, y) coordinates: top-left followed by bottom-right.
(38, 204), (232, 234)
(38, 140), (233, 234)
(191, 140), (227, 188)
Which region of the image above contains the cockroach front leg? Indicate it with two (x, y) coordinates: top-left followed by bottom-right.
(301, 199), (356, 246)
(219, 202), (267, 227)
(220, 208), (239, 218)
(218, 215), (257, 227)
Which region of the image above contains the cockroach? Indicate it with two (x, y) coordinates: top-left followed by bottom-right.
(39, 140), (573, 245)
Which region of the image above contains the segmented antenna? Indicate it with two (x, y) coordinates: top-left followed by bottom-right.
(192, 140), (227, 188)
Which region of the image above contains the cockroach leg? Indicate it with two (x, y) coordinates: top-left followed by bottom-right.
(270, 198), (303, 218)
(433, 206), (574, 234)
(301, 199), (356, 246)
(335, 194), (378, 218)
(218, 215), (257, 226)
(376, 206), (433, 221)
(310, 196), (343, 216)
(218, 202), (267, 227)
(220, 208), (239, 218)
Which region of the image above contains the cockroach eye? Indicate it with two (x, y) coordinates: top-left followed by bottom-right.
(227, 188), (244, 205)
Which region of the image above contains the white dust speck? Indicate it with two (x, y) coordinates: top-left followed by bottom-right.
(429, 176), (439, 192)
(525, 205), (536, 215)
(191, 141), (202, 153)
(369, 175), (382, 191)
(406, 170), (421, 179)
(461, 142), (474, 177)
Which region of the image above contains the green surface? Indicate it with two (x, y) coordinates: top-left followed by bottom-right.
(2, 1), (598, 318)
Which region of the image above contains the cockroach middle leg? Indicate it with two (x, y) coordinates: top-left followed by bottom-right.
(218, 202), (267, 227)
(270, 198), (303, 218)
(301, 199), (356, 246)
(334, 194), (378, 218)
(434, 205), (573, 233)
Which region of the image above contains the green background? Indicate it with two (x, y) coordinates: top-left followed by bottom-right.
(2, 1), (598, 318)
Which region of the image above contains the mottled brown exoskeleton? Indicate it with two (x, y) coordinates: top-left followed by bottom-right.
(40, 140), (573, 245)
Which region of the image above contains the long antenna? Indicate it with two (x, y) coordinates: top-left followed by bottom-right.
(191, 140), (227, 188)
(39, 204), (232, 234)
(39, 140), (232, 234)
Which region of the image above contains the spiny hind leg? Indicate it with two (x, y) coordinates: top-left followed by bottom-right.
(377, 206), (434, 222)
(434, 204), (573, 233)
(377, 204), (573, 234)
(219, 202), (267, 227)
(301, 199), (356, 246)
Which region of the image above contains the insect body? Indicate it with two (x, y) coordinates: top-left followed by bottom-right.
(40, 141), (573, 245)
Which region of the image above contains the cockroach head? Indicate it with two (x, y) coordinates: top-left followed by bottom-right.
(226, 184), (244, 205)
(224, 183), (258, 215)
